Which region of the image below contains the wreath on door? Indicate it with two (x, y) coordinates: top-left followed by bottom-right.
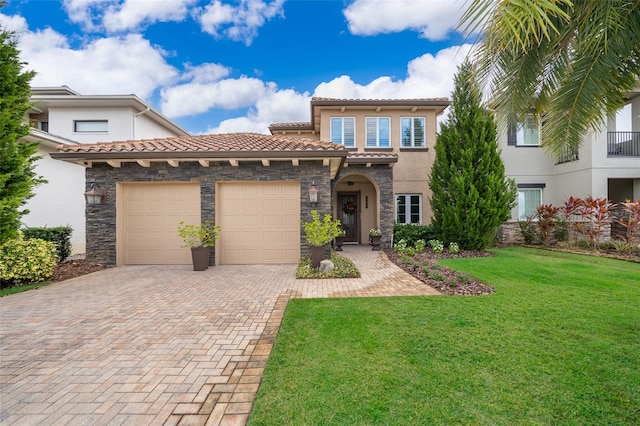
(342, 201), (356, 215)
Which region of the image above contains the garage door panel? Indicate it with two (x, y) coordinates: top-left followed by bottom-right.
(121, 183), (200, 265)
(218, 181), (300, 264)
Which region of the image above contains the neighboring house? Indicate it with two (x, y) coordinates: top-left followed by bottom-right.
(23, 86), (189, 254)
(51, 98), (449, 266)
(499, 87), (640, 243)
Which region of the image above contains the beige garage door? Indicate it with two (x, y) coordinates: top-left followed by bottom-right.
(118, 182), (201, 265)
(217, 181), (300, 264)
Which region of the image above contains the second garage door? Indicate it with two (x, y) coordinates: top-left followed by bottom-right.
(217, 181), (300, 264)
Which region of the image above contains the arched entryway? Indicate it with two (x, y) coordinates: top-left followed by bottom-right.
(334, 174), (380, 244)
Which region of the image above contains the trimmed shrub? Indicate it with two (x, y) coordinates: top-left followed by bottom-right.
(22, 226), (72, 261)
(0, 236), (57, 287)
(393, 224), (437, 246)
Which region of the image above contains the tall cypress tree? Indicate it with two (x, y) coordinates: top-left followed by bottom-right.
(0, 17), (42, 243)
(429, 60), (516, 250)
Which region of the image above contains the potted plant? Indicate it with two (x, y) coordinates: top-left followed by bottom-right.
(303, 210), (343, 267)
(369, 228), (382, 251)
(177, 221), (220, 271)
(334, 229), (347, 251)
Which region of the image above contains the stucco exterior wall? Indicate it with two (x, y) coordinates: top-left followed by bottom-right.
(21, 145), (86, 254)
(85, 161), (333, 265)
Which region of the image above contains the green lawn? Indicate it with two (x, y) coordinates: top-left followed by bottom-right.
(248, 247), (640, 425)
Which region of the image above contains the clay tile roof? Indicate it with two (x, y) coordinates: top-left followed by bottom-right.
(311, 97), (449, 103)
(268, 122), (313, 129)
(56, 133), (344, 154)
(347, 151), (398, 163)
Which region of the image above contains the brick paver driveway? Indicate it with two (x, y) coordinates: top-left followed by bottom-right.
(0, 246), (439, 425)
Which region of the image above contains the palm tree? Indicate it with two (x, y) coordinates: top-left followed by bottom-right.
(460, 0), (640, 158)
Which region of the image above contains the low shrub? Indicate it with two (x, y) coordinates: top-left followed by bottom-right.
(296, 251), (360, 279)
(0, 236), (57, 287)
(21, 226), (72, 261)
(393, 224), (437, 246)
(429, 239), (444, 254)
(448, 242), (460, 254)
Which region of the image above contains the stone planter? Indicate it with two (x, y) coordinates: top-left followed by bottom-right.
(190, 246), (211, 271)
(369, 235), (382, 251)
(334, 236), (345, 251)
(310, 245), (325, 268)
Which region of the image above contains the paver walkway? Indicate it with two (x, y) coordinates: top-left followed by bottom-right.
(0, 245), (439, 425)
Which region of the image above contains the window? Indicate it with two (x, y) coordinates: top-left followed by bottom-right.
(39, 121), (48, 132)
(508, 114), (539, 146)
(401, 117), (425, 148)
(396, 194), (421, 224)
(518, 188), (542, 220)
(366, 117), (390, 147)
(74, 120), (108, 132)
(330, 117), (355, 148)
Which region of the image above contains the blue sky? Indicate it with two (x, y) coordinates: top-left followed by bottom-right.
(1, 0), (474, 135)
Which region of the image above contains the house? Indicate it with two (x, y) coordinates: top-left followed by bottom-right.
(498, 87), (640, 243)
(23, 86), (190, 254)
(51, 98), (449, 266)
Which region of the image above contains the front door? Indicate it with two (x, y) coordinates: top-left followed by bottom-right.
(338, 192), (359, 243)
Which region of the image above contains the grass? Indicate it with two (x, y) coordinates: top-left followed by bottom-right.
(249, 247), (640, 425)
(296, 250), (361, 278)
(0, 281), (51, 297)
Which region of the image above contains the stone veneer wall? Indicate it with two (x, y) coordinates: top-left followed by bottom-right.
(498, 221), (613, 245)
(85, 160), (332, 265)
(333, 164), (395, 248)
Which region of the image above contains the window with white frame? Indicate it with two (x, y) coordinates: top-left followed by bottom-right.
(508, 114), (539, 146)
(74, 120), (108, 132)
(366, 117), (390, 148)
(396, 194), (421, 224)
(401, 117), (425, 148)
(330, 117), (355, 148)
(517, 188), (542, 220)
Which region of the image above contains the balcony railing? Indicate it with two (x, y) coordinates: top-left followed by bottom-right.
(607, 131), (640, 157)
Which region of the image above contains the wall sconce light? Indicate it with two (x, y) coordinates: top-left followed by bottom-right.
(308, 183), (319, 206)
(85, 181), (106, 205)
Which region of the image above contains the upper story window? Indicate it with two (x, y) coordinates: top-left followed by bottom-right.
(508, 114), (539, 146)
(366, 117), (390, 148)
(396, 194), (422, 224)
(74, 120), (108, 133)
(401, 117), (425, 148)
(330, 117), (355, 148)
(38, 121), (49, 132)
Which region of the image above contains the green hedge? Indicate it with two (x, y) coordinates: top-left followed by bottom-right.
(0, 237), (57, 288)
(21, 226), (72, 261)
(393, 223), (437, 246)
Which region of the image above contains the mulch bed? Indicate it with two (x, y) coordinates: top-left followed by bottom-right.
(384, 248), (495, 296)
(51, 259), (108, 282)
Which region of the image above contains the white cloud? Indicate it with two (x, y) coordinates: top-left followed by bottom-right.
(182, 62), (231, 84)
(63, 0), (195, 33)
(160, 75), (275, 117)
(197, 0), (285, 45)
(63, 0), (111, 31)
(16, 27), (177, 98)
(344, 0), (467, 40)
(0, 13), (29, 32)
(315, 44), (474, 101)
(204, 88), (310, 134)
(102, 0), (196, 32)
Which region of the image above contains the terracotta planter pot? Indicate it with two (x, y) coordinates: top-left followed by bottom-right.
(190, 246), (211, 271)
(310, 245), (325, 268)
